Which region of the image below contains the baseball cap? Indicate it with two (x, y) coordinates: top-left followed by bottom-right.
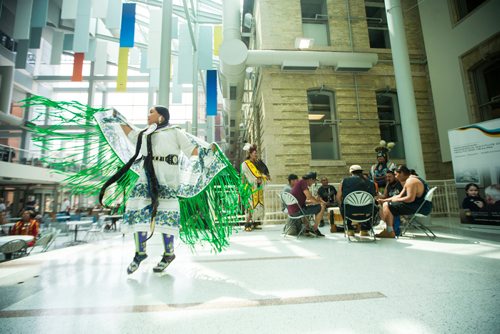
(302, 171), (318, 180)
(349, 165), (363, 173)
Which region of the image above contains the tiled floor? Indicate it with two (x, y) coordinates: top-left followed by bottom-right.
(0, 218), (499, 334)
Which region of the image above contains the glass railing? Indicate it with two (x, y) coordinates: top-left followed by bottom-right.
(0, 143), (83, 172)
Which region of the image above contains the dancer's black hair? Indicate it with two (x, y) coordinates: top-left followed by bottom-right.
(100, 114), (169, 239)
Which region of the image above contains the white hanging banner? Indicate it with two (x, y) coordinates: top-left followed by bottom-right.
(50, 30), (64, 65)
(91, 0), (109, 18)
(147, 8), (161, 68)
(105, 0), (122, 30)
(61, 0), (77, 20)
(85, 38), (97, 61)
(73, 0), (91, 52)
(177, 23), (193, 84)
(198, 25), (213, 70)
(172, 56), (182, 104)
(94, 40), (108, 75)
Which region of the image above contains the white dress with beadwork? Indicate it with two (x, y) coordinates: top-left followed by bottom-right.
(122, 126), (197, 235)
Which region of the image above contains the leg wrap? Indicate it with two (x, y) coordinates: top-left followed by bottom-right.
(134, 232), (148, 255)
(162, 233), (175, 255)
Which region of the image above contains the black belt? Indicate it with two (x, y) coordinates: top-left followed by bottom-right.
(147, 155), (179, 165)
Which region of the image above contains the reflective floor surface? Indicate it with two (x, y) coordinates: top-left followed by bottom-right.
(1, 218), (499, 334)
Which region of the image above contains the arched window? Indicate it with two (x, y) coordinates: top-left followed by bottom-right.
(307, 89), (340, 160)
(376, 91), (405, 158)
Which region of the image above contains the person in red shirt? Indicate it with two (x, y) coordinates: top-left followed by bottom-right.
(11, 210), (39, 247)
(289, 172), (326, 237)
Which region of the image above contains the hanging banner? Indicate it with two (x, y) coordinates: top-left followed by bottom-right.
(448, 119), (500, 225)
(13, 0), (33, 40)
(116, 47), (129, 91)
(50, 30), (64, 65)
(213, 25), (222, 56)
(206, 70), (217, 116)
(105, 0), (122, 30)
(198, 26), (213, 70)
(71, 52), (85, 81)
(94, 40), (108, 75)
(15, 40), (29, 69)
(119, 3), (136, 48)
(73, 0), (91, 53)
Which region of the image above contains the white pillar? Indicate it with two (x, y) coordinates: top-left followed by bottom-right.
(158, 0), (172, 107)
(385, 0), (426, 178)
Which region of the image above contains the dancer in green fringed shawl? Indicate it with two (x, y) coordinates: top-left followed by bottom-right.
(22, 96), (250, 275)
(101, 106), (236, 274)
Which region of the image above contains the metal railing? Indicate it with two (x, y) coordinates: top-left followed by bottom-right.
(262, 180), (460, 224)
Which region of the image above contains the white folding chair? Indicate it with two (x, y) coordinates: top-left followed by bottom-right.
(280, 192), (315, 238)
(27, 232), (54, 255)
(343, 191), (376, 242)
(400, 186), (437, 240)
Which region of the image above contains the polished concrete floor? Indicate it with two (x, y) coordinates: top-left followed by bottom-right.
(0, 218), (499, 334)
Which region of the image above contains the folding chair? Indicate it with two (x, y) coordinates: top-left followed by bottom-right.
(280, 192), (315, 238)
(343, 191), (376, 242)
(27, 233), (54, 255)
(400, 186), (437, 240)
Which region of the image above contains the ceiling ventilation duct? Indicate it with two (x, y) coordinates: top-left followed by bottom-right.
(281, 60), (319, 72)
(335, 60), (373, 72)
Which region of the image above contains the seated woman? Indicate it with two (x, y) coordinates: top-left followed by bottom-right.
(11, 210), (40, 247)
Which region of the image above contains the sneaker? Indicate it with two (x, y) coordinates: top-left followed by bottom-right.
(319, 220), (325, 227)
(375, 229), (396, 238)
(127, 252), (148, 275)
(153, 253), (176, 273)
(313, 229), (325, 237)
(330, 224), (337, 233)
(359, 230), (370, 237)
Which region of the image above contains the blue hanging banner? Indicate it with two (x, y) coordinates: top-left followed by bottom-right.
(206, 70), (217, 116)
(119, 3), (136, 48)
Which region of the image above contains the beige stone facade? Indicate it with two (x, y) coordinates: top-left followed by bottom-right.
(242, 0), (452, 184)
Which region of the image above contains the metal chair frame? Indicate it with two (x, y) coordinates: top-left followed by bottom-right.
(342, 191), (376, 242)
(27, 232), (54, 255)
(280, 192), (315, 238)
(0, 239), (28, 260)
(400, 186), (437, 240)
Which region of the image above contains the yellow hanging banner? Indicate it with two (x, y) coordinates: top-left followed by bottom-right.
(213, 25), (222, 56)
(116, 47), (129, 92)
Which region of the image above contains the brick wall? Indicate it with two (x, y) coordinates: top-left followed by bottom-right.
(247, 0), (452, 183)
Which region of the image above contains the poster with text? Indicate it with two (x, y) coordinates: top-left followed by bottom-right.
(448, 119), (500, 225)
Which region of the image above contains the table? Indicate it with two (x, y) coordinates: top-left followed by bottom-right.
(0, 235), (34, 247)
(66, 221), (92, 243)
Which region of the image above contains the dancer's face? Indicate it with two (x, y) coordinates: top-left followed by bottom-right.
(148, 107), (161, 125)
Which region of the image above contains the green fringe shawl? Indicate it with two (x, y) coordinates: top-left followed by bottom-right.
(22, 95), (138, 213)
(22, 95), (252, 252)
(178, 144), (252, 252)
